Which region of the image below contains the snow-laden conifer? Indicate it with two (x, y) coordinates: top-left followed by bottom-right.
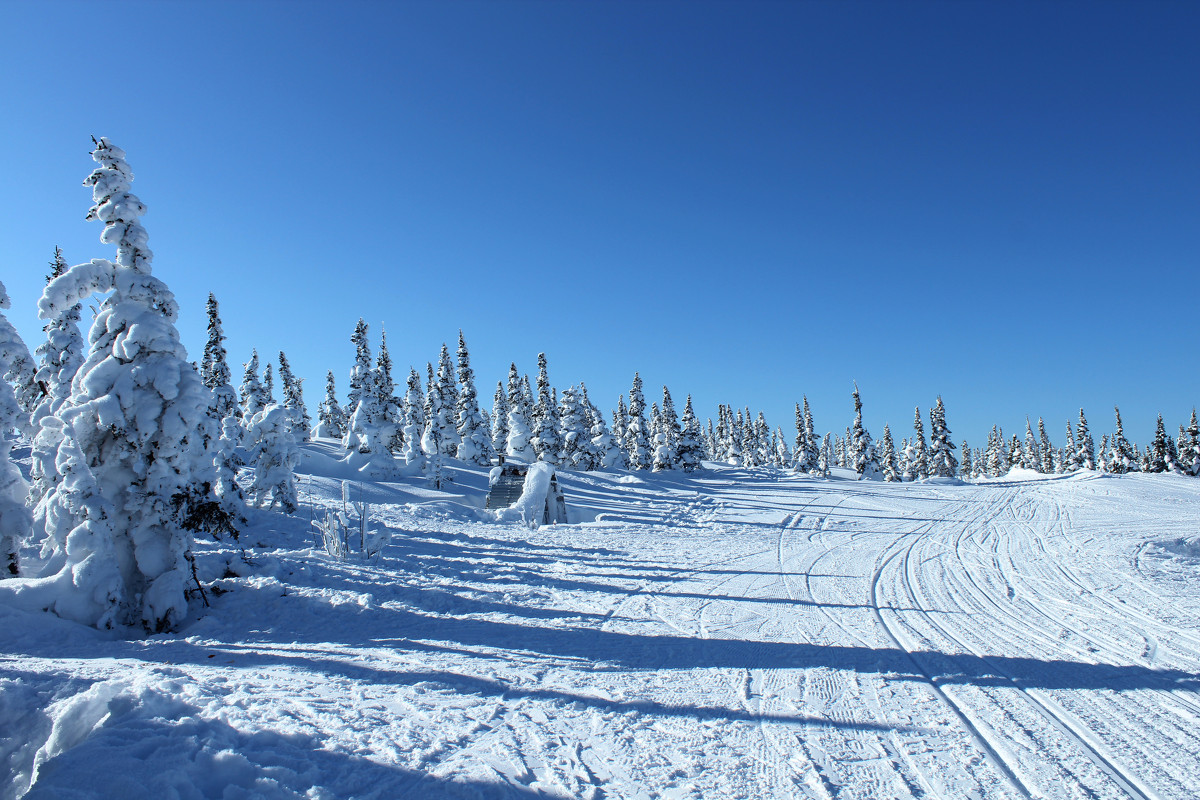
(1147, 415), (1169, 473)
(879, 424), (899, 482)
(278, 351), (311, 442)
(1076, 409), (1095, 470)
(677, 395), (705, 472)
(613, 395), (629, 456)
(1179, 409), (1200, 477)
(491, 380), (510, 456)
(530, 353), (562, 463)
(819, 433), (832, 476)
(261, 362), (275, 406)
(31, 139), (212, 631)
(435, 343), (461, 457)
(927, 396), (957, 478)
(422, 360), (455, 460)
(1108, 407), (1136, 474)
(959, 440), (972, 480)
(1037, 418), (1053, 474)
(625, 373), (652, 470)
(653, 388), (681, 471)
(590, 402), (623, 470)
(314, 371), (347, 439)
(849, 384), (880, 479)
(505, 365), (534, 462)
(454, 332), (494, 465)
(0, 288), (38, 439)
(558, 385), (591, 468)
(375, 329), (403, 454)
(0, 282), (32, 576)
(201, 294), (238, 422)
(1022, 419), (1040, 471)
(906, 407), (929, 480)
(239, 350), (267, 426)
(32, 247), (84, 423)
(247, 405), (298, 513)
(401, 368), (425, 469)
(1097, 434), (1110, 472)
(1061, 421), (1078, 473)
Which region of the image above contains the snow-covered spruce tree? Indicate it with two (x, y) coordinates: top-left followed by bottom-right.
(754, 412), (772, 468)
(1147, 415), (1169, 474)
(613, 395), (629, 456)
(505, 365), (534, 462)
(590, 402), (623, 470)
(818, 433), (832, 476)
(1076, 409), (1095, 470)
(28, 249), (86, 507)
(529, 353), (562, 464)
(261, 362), (275, 406)
(0, 282), (33, 576)
(849, 384), (880, 479)
(927, 396), (957, 478)
(375, 329), (403, 454)
(32, 247), (84, 422)
(905, 407), (929, 480)
(200, 293), (238, 422)
(434, 343), (461, 457)
(1097, 434), (1110, 472)
(401, 367), (425, 469)
(1109, 406), (1136, 474)
(897, 437), (911, 480)
(773, 427), (790, 468)
(239, 350), (267, 427)
(625, 373), (652, 470)
(1006, 434), (1022, 470)
(1022, 419), (1040, 472)
(1167, 426), (1180, 471)
(677, 395), (705, 472)
(879, 424), (899, 482)
(210, 414), (247, 537)
(653, 388), (681, 471)
(1037, 418), (1053, 474)
(958, 440), (972, 480)
(705, 418), (716, 460)
(314, 371), (347, 439)
(1179, 409), (1200, 477)
(31, 138), (213, 631)
(558, 385), (591, 468)
(278, 351), (311, 442)
(0, 290), (39, 439)
(1061, 421), (1078, 473)
(491, 380), (510, 457)
(247, 404), (298, 513)
(346, 319), (372, 414)
(454, 332), (494, 465)
(421, 365), (454, 487)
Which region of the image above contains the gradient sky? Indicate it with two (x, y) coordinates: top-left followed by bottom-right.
(3, 0), (1198, 450)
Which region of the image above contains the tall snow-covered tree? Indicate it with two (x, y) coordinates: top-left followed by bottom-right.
(505, 364), (534, 462)
(261, 362), (274, 405)
(32, 246), (84, 423)
(247, 405), (298, 513)
(1076, 409), (1095, 470)
(239, 350), (267, 426)
(491, 380), (510, 457)
(401, 367), (425, 469)
(0, 282), (32, 576)
(1097, 434), (1110, 472)
(905, 407), (929, 480)
(677, 395), (705, 472)
(278, 351), (311, 442)
(927, 396), (957, 478)
(849, 384), (880, 479)
(1178, 409), (1200, 477)
(1022, 419), (1040, 471)
(612, 395), (629, 456)
(314, 371), (347, 439)
(454, 332), (494, 465)
(1037, 418), (1053, 474)
(530, 353), (561, 463)
(819, 433), (832, 476)
(200, 293), (238, 422)
(653, 387), (681, 471)
(435, 343), (461, 457)
(558, 385), (590, 467)
(1061, 421), (1078, 473)
(1147, 414), (1169, 473)
(375, 328), (403, 454)
(422, 359), (456, 462)
(625, 373), (652, 470)
(343, 322), (391, 470)
(880, 423), (899, 482)
(32, 138), (213, 631)
(1108, 406), (1136, 474)
(959, 440), (972, 480)
(346, 318), (372, 414)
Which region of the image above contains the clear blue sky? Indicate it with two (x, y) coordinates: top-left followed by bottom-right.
(3, 0), (1197, 449)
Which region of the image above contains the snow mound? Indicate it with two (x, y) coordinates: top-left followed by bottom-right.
(1147, 535), (1200, 562)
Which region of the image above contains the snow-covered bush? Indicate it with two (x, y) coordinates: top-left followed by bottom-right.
(247, 405), (299, 513)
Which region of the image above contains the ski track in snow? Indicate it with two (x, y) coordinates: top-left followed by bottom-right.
(3, 448), (1200, 799)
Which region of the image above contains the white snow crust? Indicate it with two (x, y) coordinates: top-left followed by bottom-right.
(4, 447), (1200, 799)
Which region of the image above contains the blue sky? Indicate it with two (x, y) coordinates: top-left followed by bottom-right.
(3, 0), (1198, 449)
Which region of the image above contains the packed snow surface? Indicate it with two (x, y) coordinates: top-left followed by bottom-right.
(4, 441), (1200, 799)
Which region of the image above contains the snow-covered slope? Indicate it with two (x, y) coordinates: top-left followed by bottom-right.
(3, 445), (1200, 799)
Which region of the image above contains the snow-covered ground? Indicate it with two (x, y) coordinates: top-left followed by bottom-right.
(4, 441), (1200, 799)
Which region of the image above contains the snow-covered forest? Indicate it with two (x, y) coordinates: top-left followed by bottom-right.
(3, 142), (1200, 799)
